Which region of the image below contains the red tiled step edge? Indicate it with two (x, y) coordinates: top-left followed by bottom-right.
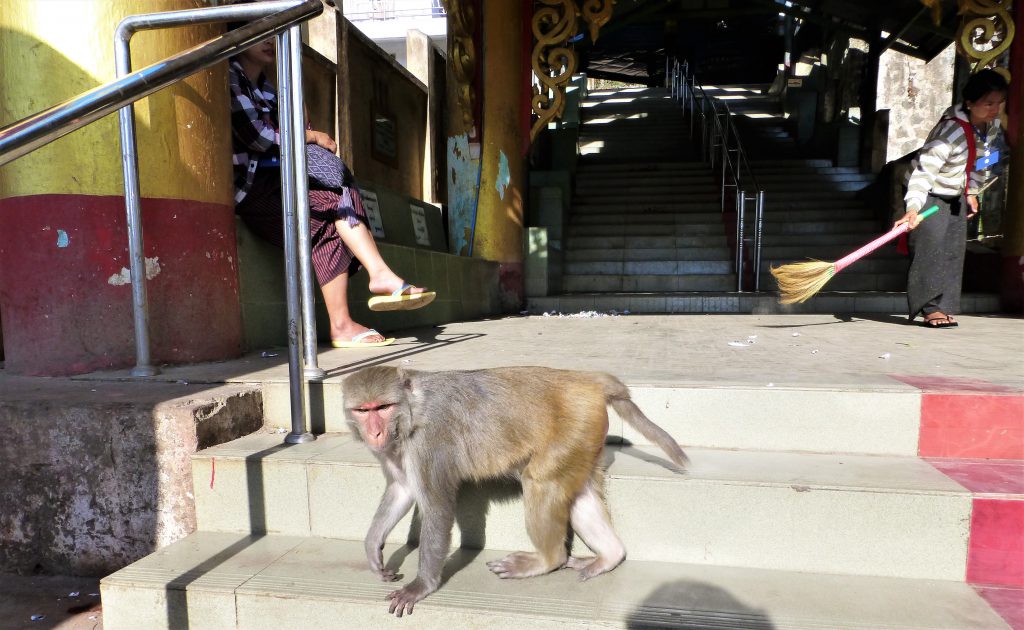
(928, 457), (1024, 627)
(891, 375), (1024, 460)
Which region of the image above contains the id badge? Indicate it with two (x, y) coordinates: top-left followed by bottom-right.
(975, 150), (1000, 170)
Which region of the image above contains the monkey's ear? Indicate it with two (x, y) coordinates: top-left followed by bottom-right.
(396, 368), (414, 392)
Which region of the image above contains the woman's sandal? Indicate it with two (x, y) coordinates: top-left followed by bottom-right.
(920, 313), (957, 329)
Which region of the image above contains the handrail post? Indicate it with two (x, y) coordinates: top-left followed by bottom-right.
(736, 190), (746, 292)
(277, 29), (314, 444)
(754, 190), (765, 292)
(114, 33), (158, 377)
(287, 26), (326, 381)
(720, 113), (729, 214)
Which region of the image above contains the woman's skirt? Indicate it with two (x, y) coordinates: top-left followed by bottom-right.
(236, 160), (369, 286)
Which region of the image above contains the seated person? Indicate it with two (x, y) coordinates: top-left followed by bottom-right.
(229, 38), (434, 348)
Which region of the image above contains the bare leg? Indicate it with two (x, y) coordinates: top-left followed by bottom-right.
(321, 271), (385, 342)
(334, 220), (428, 296)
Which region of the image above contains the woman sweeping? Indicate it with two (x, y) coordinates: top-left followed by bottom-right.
(895, 69), (1007, 328)
(230, 37), (435, 348)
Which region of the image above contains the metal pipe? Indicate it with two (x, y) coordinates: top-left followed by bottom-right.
(720, 116), (729, 214)
(754, 190), (765, 292)
(288, 27), (326, 381)
(103, 1), (322, 378)
(113, 44), (155, 377)
(736, 191), (746, 292)
(276, 30), (314, 445)
(1, 0), (324, 165)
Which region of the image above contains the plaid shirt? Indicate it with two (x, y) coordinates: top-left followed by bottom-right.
(229, 59), (280, 204)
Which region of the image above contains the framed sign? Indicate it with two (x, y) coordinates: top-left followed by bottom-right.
(410, 204), (431, 246)
(361, 189), (386, 238)
(371, 109), (398, 166)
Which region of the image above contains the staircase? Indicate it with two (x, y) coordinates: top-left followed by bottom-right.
(99, 355), (1023, 629)
(527, 85), (1000, 316)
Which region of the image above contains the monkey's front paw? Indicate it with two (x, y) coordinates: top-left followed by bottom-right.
(386, 580), (432, 617)
(376, 567), (402, 582)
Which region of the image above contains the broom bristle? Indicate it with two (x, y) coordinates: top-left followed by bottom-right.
(770, 260), (836, 304)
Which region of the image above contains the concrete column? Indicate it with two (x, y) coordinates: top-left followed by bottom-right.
(1003, 1), (1024, 312)
(407, 29), (437, 203)
(0, 0), (240, 375)
(473, 1), (526, 310)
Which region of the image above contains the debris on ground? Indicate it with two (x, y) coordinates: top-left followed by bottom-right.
(728, 335), (758, 347)
(541, 310), (628, 318)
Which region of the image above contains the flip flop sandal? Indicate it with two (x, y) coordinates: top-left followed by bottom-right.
(920, 315), (956, 329)
(368, 284), (437, 312)
(331, 330), (396, 348)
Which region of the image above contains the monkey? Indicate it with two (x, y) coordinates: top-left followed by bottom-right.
(342, 365), (689, 617)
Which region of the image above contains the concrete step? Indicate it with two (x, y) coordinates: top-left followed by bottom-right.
(750, 159), (834, 168)
(576, 161), (708, 174)
(570, 212), (723, 225)
(526, 291), (1002, 316)
(100, 531), (1011, 630)
(564, 274), (737, 292)
(761, 245), (905, 259)
(568, 224), (724, 237)
(762, 255), (906, 272)
(566, 247), (733, 261)
(761, 232), (893, 246)
(566, 260), (734, 275)
(565, 234), (729, 249)
(572, 208), (874, 223)
(185, 433), (974, 581)
(572, 201), (722, 214)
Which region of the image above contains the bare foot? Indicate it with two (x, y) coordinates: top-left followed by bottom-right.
(331, 323), (384, 343)
(367, 271), (428, 297)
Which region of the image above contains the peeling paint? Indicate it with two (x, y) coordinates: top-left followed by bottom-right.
(106, 257), (162, 286)
(495, 150), (511, 200)
(56, 229), (69, 248)
(447, 133), (481, 256)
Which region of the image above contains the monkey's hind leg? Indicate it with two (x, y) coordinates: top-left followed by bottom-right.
(486, 476), (572, 579)
(565, 478), (625, 580)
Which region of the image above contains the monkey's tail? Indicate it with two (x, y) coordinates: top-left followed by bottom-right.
(602, 377), (690, 469)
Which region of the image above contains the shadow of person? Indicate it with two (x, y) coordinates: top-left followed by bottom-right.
(627, 580), (776, 629)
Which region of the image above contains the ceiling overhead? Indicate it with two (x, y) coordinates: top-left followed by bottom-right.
(577, 0), (960, 84)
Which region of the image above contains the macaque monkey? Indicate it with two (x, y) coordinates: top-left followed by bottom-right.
(342, 365), (689, 617)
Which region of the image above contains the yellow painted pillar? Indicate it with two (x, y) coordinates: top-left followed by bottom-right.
(474, 0), (527, 309)
(0, 0), (239, 375)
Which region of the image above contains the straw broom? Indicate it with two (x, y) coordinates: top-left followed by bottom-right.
(770, 205), (939, 304)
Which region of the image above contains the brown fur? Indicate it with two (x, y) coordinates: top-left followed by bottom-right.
(342, 365), (688, 617)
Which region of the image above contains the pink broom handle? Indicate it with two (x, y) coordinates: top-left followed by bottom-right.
(834, 205), (939, 273)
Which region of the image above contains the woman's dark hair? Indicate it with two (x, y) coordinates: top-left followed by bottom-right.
(962, 69), (1008, 104)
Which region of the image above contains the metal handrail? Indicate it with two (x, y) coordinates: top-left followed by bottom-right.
(0, 0), (325, 443)
(670, 58), (765, 292)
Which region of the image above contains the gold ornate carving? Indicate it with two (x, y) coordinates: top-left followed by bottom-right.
(443, 0), (478, 131)
(530, 0), (579, 142)
(956, 0), (1015, 79)
(581, 0), (615, 43)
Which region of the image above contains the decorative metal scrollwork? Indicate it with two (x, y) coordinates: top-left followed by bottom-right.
(581, 0), (615, 43)
(956, 0), (1015, 79)
(530, 0), (580, 142)
(443, 0), (478, 131)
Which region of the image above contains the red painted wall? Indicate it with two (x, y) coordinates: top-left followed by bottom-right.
(0, 194), (242, 375)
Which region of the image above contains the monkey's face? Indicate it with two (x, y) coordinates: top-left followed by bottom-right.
(347, 401), (397, 451)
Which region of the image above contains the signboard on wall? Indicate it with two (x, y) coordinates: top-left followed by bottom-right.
(361, 189), (386, 238)
(410, 204), (431, 246)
